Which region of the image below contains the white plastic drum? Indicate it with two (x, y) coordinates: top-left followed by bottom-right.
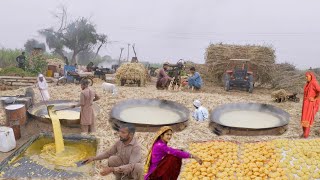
(0, 126), (16, 152)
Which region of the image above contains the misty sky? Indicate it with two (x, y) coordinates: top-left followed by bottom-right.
(0, 0), (319, 69)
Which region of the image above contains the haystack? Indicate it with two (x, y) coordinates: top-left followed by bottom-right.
(205, 43), (275, 85)
(46, 58), (65, 66)
(271, 63), (320, 93)
(115, 63), (148, 86)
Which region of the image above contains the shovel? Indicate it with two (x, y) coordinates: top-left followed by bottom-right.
(76, 159), (89, 167)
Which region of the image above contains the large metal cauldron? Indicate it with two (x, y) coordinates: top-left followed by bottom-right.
(27, 100), (99, 127)
(210, 103), (290, 136)
(110, 99), (190, 132)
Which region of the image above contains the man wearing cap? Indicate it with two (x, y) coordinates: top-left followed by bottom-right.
(192, 100), (209, 121)
(156, 62), (173, 90)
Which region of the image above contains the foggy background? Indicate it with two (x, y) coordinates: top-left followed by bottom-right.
(0, 0), (319, 69)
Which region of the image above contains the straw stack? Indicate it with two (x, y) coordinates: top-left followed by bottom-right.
(46, 58), (65, 66)
(205, 43), (276, 85)
(270, 63), (320, 93)
(115, 63), (148, 86)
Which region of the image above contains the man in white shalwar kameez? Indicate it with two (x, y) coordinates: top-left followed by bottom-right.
(192, 100), (209, 121)
(37, 74), (50, 101)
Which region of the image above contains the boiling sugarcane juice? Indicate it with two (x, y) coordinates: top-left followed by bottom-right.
(119, 106), (181, 124)
(219, 110), (282, 128)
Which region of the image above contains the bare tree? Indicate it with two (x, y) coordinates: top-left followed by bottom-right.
(93, 34), (107, 61)
(39, 6), (107, 64)
(39, 6), (104, 64)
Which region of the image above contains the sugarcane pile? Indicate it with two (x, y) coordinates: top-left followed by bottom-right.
(271, 63), (320, 93)
(205, 43), (276, 85)
(314, 68), (320, 75)
(115, 62), (148, 86)
(46, 58), (65, 66)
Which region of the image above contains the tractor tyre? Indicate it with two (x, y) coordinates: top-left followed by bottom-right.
(57, 78), (67, 86)
(120, 79), (126, 86)
(248, 75), (254, 93)
(87, 78), (94, 86)
(224, 74), (231, 91)
(223, 73), (230, 82)
(248, 82), (254, 93)
(80, 78), (93, 86)
(225, 80), (230, 91)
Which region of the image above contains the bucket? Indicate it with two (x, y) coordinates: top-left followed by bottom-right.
(54, 72), (60, 78)
(5, 104), (26, 140)
(47, 70), (53, 77)
(48, 65), (57, 73)
(0, 126), (16, 152)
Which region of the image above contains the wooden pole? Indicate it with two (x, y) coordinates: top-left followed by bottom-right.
(132, 43), (137, 57)
(127, 43), (130, 62)
(119, 48), (124, 65)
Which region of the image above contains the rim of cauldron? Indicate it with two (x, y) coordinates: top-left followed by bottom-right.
(28, 100), (80, 114)
(110, 98), (190, 126)
(210, 102), (290, 129)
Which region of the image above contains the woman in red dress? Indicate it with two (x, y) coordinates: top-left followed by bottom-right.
(301, 71), (320, 138)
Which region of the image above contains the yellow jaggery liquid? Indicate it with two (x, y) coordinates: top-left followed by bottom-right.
(40, 143), (88, 167)
(47, 106), (64, 153)
(23, 137), (96, 173)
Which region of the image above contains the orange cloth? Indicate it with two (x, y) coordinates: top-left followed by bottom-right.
(301, 72), (320, 137)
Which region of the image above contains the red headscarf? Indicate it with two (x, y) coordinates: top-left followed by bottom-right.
(304, 71), (320, 99)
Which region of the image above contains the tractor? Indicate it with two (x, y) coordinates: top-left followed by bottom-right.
(223, 59), (254, 93)
(166, 59), (186, 87)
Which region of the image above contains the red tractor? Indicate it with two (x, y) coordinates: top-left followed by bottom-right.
(223, 59), (254, 93)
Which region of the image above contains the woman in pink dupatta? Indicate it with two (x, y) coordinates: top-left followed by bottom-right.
(301, 71), (320, 138)
(144, 126), (202, 180)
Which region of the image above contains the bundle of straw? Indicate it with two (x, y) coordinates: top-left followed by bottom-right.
(115, 63), (148, 86)
(46, 58), (65, 66)
(205, 43), (276, 85)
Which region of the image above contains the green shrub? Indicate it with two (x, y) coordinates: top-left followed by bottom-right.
(0, 48), (23, 68)
(0, 67), (36, 77)
(25, 54), (48, 75)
